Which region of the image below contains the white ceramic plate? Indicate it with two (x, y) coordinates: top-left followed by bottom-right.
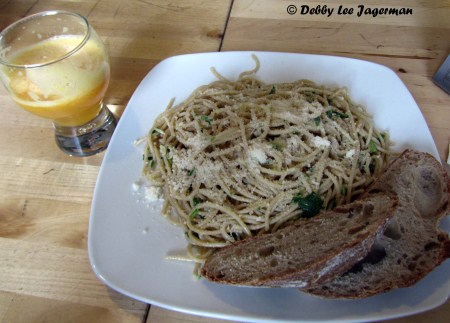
(88, 52), (450, 322)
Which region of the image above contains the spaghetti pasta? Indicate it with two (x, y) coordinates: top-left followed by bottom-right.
(142, 55), (392, 265)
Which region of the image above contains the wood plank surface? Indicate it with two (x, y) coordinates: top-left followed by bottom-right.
(0, 0), (231, 322)
(222, 0), (450, 160)
(1, 0), (450, 323)
(215, 2), (450, 322)
(0, 237), (145, 322)
(151, 0), (450, 322)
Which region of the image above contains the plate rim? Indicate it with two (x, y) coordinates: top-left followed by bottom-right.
(88, 50), (447, 322)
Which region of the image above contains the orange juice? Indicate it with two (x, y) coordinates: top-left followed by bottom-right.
(2, 35), (110, 126)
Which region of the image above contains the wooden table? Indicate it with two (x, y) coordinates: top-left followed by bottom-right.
(0, 1), (449, 322)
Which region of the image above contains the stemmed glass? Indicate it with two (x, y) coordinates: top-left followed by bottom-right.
(0, 11), (116, 156)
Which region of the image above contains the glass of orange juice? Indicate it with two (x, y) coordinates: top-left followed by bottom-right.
(0, 11), (116, 156)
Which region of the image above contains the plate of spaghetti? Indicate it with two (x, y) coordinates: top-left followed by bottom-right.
(88, 52), (443, 322)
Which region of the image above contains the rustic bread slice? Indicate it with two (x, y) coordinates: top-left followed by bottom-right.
(302, 150), (450, 298)
(201, 192), (398, 287)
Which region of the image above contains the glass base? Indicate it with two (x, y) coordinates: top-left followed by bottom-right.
(54, 104), (117, 157)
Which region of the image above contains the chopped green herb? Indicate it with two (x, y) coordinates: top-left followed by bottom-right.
(188, 168), (196, 176)
(145, 155), (156, 168)
(152, 127), (164, 135)
(369, 140), (378, 154)
(189, 208), (200, 219)
(326, 109), (349, 119)
(341, 186), (347, 196)
(314, 116), (321, 126)
(271, 137), (285, 151)
(192, 197), (202, 206)
(292, 192), (324, 218)
(269, 85), (276, 94)
(201, 115), (213, 125)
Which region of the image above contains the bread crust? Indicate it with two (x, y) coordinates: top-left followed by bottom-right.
(302, 150), (450, 299)
(201, 192), (398, 288)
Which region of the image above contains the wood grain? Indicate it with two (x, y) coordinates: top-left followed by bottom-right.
(0, 291), (140, 323)
(0, 0), (231, 322)
(155, 0), (450, 322)
(0, 0), (449, 322)
(147, 306), (241, 323)
(0, 238), (145, 322)
(222, 0), (450, 160)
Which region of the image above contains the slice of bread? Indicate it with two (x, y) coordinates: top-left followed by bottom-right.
(201, 192), (398, 287)
(302, 150), (450, 298)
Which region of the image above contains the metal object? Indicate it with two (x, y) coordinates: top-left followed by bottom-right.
(433, 54), (450, 94)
